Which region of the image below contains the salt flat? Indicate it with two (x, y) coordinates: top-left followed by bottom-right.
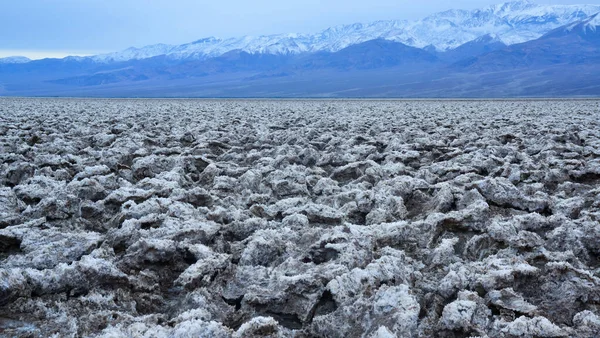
(1, 98), (600, 337)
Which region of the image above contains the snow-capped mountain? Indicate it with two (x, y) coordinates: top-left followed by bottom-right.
(0, 56), (31, 64)
(564, 12), (600, 34)
(2, 10), (600, 97)
(91, 0), (600, 63)
(541, 12), (600, 40)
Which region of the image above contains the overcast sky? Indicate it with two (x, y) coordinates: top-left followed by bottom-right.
(0, 0), (593, 59)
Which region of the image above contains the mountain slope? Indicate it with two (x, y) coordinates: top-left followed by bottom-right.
(43, 40), (440, 87)
(543, 12), (600, 41)
(453, 12), (600, 72)
(438, 34), (507, 62)
(293, 39), (439, 70)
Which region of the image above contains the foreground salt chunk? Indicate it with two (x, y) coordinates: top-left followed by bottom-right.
(500, 316), (566, 337)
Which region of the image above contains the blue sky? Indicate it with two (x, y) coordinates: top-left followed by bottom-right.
(0, 0), (592, 59)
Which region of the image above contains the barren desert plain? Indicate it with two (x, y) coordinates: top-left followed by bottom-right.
(1, 98), (600, 337)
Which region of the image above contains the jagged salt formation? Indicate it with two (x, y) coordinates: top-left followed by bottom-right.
(1, 98), (600, 337)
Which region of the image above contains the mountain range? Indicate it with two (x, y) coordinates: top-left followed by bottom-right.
(1, 0), (600, 98)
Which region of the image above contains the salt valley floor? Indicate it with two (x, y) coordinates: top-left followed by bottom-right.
(1, 99), (600, 337)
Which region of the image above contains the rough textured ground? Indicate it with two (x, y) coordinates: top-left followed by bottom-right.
(1, 98), (600, 337)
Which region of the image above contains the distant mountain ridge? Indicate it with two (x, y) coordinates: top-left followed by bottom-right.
(0, 56), (31, 64)
(1, 1), (600, 97)
(2, 0), (599, 64)
(90, 1), (600, 62)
